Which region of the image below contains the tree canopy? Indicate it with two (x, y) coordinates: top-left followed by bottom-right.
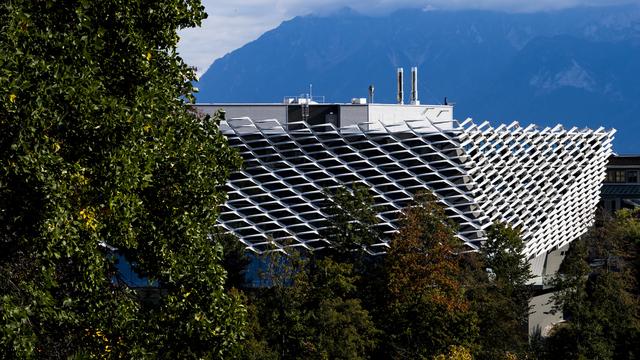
(223, 187), (544, 359)
(382, 191), (478, 358)
(544, 209), (640, 359)
(471, 223), (532, 360)
(0, 0), (245, 358)
(321, 184), (382, 256)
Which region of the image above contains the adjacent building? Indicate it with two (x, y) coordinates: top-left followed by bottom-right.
(602, 155), (640, 212)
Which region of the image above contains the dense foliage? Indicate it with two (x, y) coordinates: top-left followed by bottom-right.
(382, 191), (478, 358)
(0, 0), (245, 358)
(235, 185), (382, 359)
(471, 223), (532, 360)
(321, 184), (382, 255)
(243, 250), (379, 360)
(543, 209), (640, 359)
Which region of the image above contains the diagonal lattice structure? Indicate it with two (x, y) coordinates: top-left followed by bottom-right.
(457, 120), (614, 258)
(218, 116), (614, 260)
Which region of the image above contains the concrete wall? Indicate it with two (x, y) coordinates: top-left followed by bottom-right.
(529, 244), (569, 280)
(339, 105), (368, 132)
(529, 292), (564, 337)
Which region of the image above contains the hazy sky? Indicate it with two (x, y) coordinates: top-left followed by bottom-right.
(177, 0), (638, 76)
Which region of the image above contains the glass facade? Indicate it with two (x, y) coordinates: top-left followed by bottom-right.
(606, 170), (625, 183)
(605, 169), (640, 183)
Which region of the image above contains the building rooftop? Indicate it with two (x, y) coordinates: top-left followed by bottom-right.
(196, 102), (456, 134)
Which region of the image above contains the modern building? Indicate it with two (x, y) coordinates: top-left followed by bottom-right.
(196, 97), (614, 279)
(528, 154), (640, 337)
(602, 155), (640, 212)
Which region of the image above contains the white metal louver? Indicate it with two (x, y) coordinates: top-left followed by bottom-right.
(218, 116), (614, 258)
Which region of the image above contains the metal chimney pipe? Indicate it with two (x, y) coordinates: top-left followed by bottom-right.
(397, 67), (404, 105)
(368, 84), (375, 104)
(411, 66), (420, 105)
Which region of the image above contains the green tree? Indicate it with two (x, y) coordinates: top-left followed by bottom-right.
(382, 191), (478, 359)
(214, 230), (251, 290)
(0, 1), (245, 358)
(544, 209), (640, 359)
(321, 183), (387, 320)
(433, 345), (474, 360)
(244, 249), (379, 360)
(221, 184), (384, 359)
(470, 223), (532, 360)
(322, 183), (382, 255)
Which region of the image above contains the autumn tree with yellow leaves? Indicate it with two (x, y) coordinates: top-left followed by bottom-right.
(381, 191), (478, 358)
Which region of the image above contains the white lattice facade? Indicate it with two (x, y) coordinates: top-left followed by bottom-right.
(205, 104), (613, 268)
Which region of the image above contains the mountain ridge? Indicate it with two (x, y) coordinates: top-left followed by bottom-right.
(197, 5), (640, 152)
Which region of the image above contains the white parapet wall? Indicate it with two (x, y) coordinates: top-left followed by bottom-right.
(210, 107), (614, 259)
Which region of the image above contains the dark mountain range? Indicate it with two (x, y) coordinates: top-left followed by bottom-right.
(196, 5), (640, 152)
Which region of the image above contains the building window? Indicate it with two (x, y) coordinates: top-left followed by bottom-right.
(627, 170), (638, 183)
(606, 170), (625, 183)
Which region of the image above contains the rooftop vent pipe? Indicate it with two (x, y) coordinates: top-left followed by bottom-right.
(411, 66), (420, 105)
(397, 67), (404, 105)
